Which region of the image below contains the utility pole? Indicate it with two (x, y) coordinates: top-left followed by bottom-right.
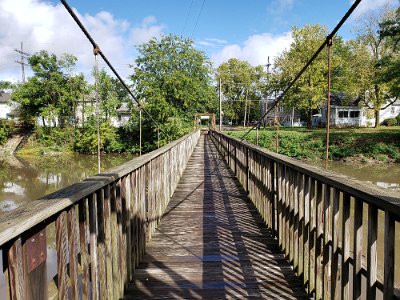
(14, 42), (30, 83)
(219, 77), (222, 131)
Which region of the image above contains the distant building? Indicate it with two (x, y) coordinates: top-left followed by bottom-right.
(320, 93), (400, 127)
(0, 90), (18, 119)
(260, 97), (301, 126)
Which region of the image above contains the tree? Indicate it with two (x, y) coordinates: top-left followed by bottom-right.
(95, 69), (121, 121)
(12, 50), (87, 127)
(216, 58), (265, 126)
(130, 35), (217, 144)
(378, 7), (400, 100)
(350, 8), (397, 127)
(273, 24), (328, 128)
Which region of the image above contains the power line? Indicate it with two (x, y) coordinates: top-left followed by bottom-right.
(192, 0), (206, 36)
(182, 0), (194, 35)
(240, 0), (363, 141)
(60, 0), (171, 141)
(14, 42), (30, 83)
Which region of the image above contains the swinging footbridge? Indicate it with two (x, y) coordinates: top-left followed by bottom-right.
(0, 130), (399, 299)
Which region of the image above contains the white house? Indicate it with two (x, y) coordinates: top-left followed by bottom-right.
(0, 91), (13, 119)
(320, 93), (400, 127)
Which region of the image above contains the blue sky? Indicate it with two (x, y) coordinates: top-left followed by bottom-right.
(1, 0), (398, 82)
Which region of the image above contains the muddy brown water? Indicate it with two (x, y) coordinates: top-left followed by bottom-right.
(0, 155), (398, 297)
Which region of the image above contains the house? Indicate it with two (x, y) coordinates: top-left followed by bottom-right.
(260, 97), (302, 126)
(0, 91), (11, 119)
(320, 93), (400, 127)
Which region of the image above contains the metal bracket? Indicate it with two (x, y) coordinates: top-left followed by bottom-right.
(26, 229), (47, 273)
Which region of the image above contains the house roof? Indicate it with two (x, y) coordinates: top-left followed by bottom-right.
(329, 92), (361, 107)
(0, 91), (11, 104)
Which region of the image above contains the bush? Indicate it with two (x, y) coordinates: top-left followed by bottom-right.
(381, 118), (398, 126)
(0, 120), (15, 145)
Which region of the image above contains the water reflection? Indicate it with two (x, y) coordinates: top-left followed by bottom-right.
(310, 160), (400, 191)
(0, 153), (135, 213)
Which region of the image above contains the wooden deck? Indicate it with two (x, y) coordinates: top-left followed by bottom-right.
(124, 133), (307, 299)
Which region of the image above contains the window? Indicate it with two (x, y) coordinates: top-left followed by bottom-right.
(350, 111), (360, 118)
(338, 111), (348, 118)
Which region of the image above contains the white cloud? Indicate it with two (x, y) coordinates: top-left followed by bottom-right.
(130, 16), (165, 46)
(0, 0), (164, 82)
(267, 0), (295, 13)
(211, 32), (292, 67)
(350, 0), (398, 18)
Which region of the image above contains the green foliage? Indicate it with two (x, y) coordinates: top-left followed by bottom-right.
(0, 120), (15, 145)
(273, 24), (330, 127)
(131, 35), (217, 146)
(216, 58), (266, 125)
(228, 128), (400, 162)
(73, 116), (123, 154)
(381, 117), (398, 126)
(11, 50), (88, 127)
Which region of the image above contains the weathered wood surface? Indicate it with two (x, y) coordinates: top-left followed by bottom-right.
(125, 134), (306, 299)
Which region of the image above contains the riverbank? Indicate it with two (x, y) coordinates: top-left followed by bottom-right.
(226, 127), (400, 163)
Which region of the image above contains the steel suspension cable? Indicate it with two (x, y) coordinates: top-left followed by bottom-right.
(240, 0), (362, 140)
(60, 0), (171, 141)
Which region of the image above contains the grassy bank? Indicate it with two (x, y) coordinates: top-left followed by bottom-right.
(227, 127), (400, 163)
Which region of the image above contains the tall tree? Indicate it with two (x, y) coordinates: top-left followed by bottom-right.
(216, 58), (265, 126)
(273, 24), (328, 128)
(12, 50), (86, 127)
(350, 8), (396, 127)
(130, 35), (217, 143)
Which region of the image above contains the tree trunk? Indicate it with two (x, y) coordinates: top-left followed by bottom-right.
(243, 90), (248, 128)
(374, 109), (380, 128)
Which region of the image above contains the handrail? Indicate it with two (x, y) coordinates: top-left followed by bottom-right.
(209, 130), (399, 299)
(0, 130), (200, 299)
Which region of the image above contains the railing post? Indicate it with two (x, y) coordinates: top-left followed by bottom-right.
(383, 210), (394, 300)
(245, 147), (249, 192)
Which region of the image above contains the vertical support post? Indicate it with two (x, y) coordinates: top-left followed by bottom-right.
(219, 77), (222, 132)
(94, 47), (101, 174)
(325, 38), (333, 170)
(157, 128), (160, 149)
(139, 108), (142, 156)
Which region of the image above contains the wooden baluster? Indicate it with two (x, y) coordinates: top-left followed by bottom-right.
(56, 211), (69, 300)
(353, 197), (363, 300)
(67, 206), (79, 299)
(341, 193), (351, 299)
(298, 172), (304, 281)
(323, 185), (332, 300)
(5, 238), (25, 300)
(96, 189), (106, 296)
(309, 178), (316, 295)
(110, 182), (119, 298)
(367, 204), (378, 300)
(383, 210), (394, 300)
(124, 174), (132, 282)
(89, 193), (99, 300)
(331, 188), (340, 300)
(315, 181), (323, 300)
(303, 175), (310, 291)
(293, 170), (299, 273)
(79, 198), (90, 300)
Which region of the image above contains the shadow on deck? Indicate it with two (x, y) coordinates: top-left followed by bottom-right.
(124, 134), (307, 299)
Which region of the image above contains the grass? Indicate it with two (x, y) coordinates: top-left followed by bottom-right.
(226, 126), (400, 163)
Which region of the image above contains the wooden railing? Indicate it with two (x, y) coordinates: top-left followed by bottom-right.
(210, 130), (400, 300)
(0, 130), (200, 300)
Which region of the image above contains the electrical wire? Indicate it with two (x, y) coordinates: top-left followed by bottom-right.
(60, 0), (171, 141)
(182, 0), (194, 35)
(239, 0), (363, 141)
(192, 0), (206, 36)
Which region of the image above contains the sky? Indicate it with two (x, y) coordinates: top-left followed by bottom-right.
(0, 0), (398, 83)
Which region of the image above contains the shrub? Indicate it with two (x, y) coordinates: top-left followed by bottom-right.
(381, 118), (398, 126)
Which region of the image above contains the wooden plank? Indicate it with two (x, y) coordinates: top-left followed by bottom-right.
(367, 204), (378, 300)
(96, 189), (106, 296)
(103, 185), (114, 300)
(331, 188), (340, 299)
(5, 238), (25, 300)
(78, 198), (90, 300)
(323, 184), (332, 300)
(67, 206), (79, 299)
(315, 181), (323, 300)
(89, 193), (99, 300)
(383, 210), (394, 300)
(353, 197), (363, 300)
(341, 193), (351, 300)
(55, 211), (68, 300)
(110, 182), (120, 299)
